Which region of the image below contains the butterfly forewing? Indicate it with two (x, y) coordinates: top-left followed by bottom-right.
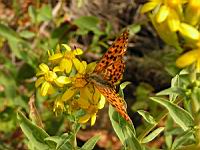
(94, 30), (129, 78)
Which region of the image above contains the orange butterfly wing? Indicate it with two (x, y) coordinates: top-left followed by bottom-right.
(94, 84), (131, 122)
(94, 30), (129, 85)
(90, 29), (131, 122)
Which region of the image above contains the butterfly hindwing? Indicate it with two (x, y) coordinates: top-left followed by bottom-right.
(94, 84), (131, 122)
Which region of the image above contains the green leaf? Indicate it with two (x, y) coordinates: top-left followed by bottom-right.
(80, 135), (100, 150)
(0, 72), (18, 101)
(129, 24), (141, 34)
(156, 87), (185, 99)
(171, 129), (195, 150)
(165, 116), (173, 148)
(45, 133), (72, 150)
(150, 97), (194, 131)
(137, 110), (156, 125)
(17, 111), (52, 150)
(141, 127), (164, 143)
(0, 23), (21, 42)
(37, 4), (52, 22)
(73, 16), (103, 35)
(19, 30), (35, 39)
(109, 105), (143, 150)
(28, 5), (37, 23)
(119, 81), (131, 98)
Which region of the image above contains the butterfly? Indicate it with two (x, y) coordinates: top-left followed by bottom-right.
(88, 29), (131, 122)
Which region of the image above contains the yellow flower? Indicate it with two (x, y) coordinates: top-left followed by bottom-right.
(150, 14), (179, 47)
(58, 61), (105, 125)
(185, 0), (200, 25)
(35, 63), (71, 96)
(176, 49), (200, 71)
(78, 84), (106, 126)
(48, 44), (84, 74)
(53, 95), (66, 116)
(140, 0), (162, 14)
(35, 63), (57, 96)
(141, 0), (182, 32)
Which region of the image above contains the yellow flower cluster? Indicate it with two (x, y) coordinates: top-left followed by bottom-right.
(35, 44), (106, 126)
(141, 0), (200, 71)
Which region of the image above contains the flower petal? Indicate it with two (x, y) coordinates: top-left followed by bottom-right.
(35, 77), (45, 87)
(40, 81), (50, 96)
(39, 63), (49, 73)
(48, 53), (63, 61)
(62, 44), (71, 51)
(47, 84), (56, 95)
(60, 59), (72, 73)
(91, 114), (97, 126)
(86, 62), (96, 73)
(73, 48), (83, 55)
(78, 114), (91, 124)
(78, 88), (92, 108)
(176, 49), (199, 68)
(197, 59), (200, 72)
(36, 71), (45, 77)
(55, 76), (71, 87)
(156, 5), (170, 23)
(53, 66), (63, 72)
(140, 2), (159, 13)
(167, 9), (180, 32)
(98, 95), (106, 109)
(73, 58), (86, 74)
(61, 87), (77, 102)
(179, 23), (200, 40)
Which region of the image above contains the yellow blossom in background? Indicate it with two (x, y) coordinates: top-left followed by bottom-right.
(35, 63), (57, 96)
(176, 49), (200, 71)
(35, 63), (71, 96)
(141, 0), (182, 32)
(185, 0), (200, 26)
(140, 0), (162, 14)
(48, 44), (84, 73)
(53, 95), (66, 116)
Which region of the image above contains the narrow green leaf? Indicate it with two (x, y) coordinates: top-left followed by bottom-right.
(0, 23), (21, 42)
(81, 135), (100, 150)
(109, 105), (143, 150)
(17, 111), (51, 149)
(156, 87), (185, 101)
(129, 24), (141, 34)
(119, 81), (131, 98)
(150, 97), (194, 131)
(141, 127), (164, 143)
(28, 5), (37, 23)
(171, 129), (195, 150)
(19, 30), (35, 39)
(137, 110), (156, 125)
